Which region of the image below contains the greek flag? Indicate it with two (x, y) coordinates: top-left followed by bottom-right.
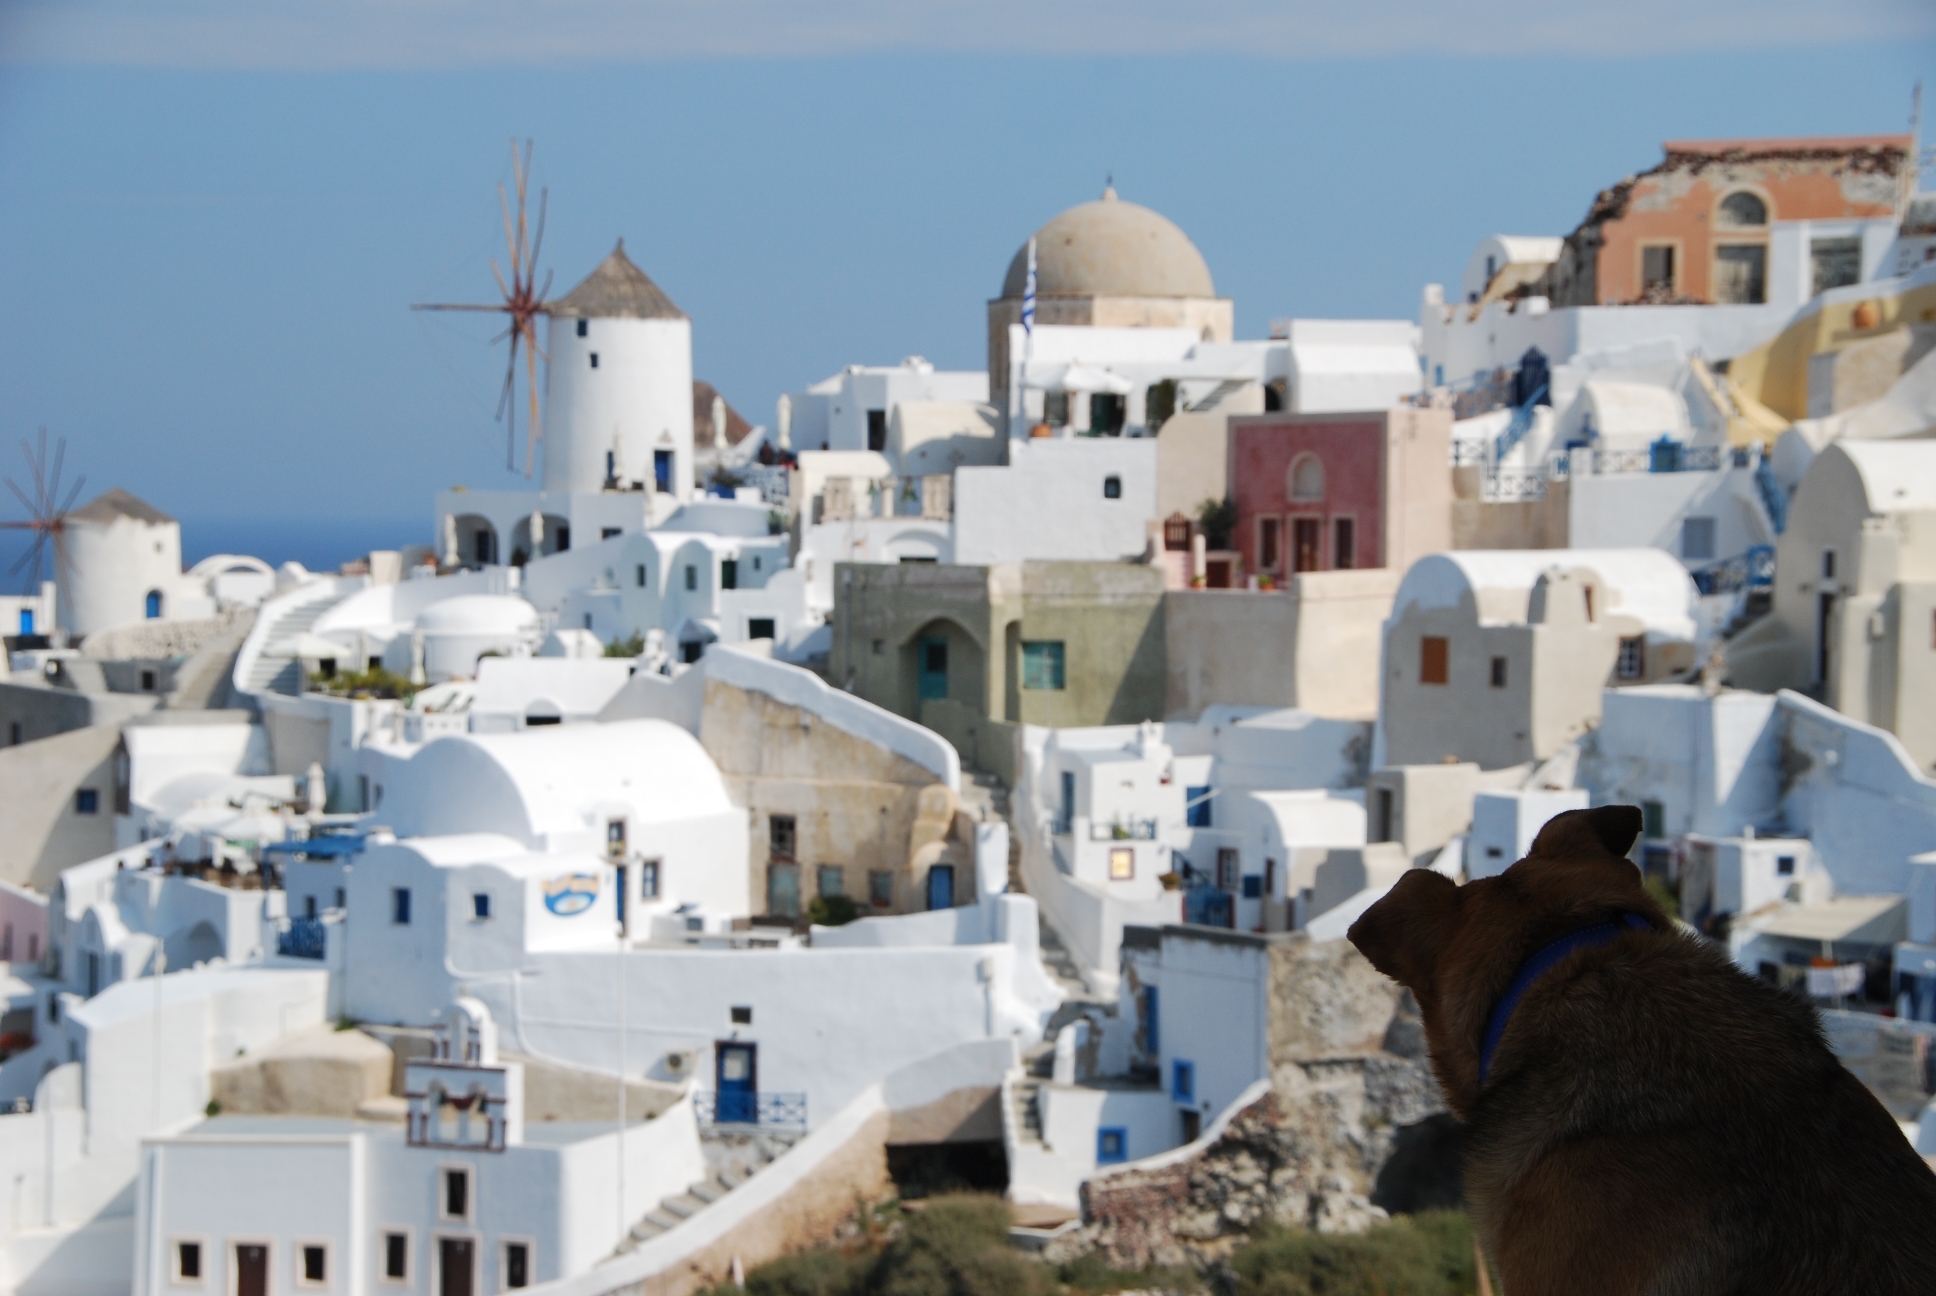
(1021, 236), (1037, 358)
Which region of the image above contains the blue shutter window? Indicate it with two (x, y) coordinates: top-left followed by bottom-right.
(1172, 1059), (1194, 1103)
(1185, 787), (1212, 829)
(1097, 1127), (1127, 1164)
(1021, 641), (1066, 690)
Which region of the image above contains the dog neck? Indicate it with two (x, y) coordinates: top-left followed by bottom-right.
(1477, 911), (1651, 1086)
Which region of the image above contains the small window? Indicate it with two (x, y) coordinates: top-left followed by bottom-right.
(140, 669), (157, 691)
(1289, 454), (1324, 502)
(635, 564), (646, 587)
(145, 590), (163, 619)
(1044, 391), (1069, 426)
(1216, 848), (1239, 892)
(684, 565), (697, 591)
(1109, 848), (1134, 881)
(1682, 517), (1716, 561)
(441, 1167), (471, 1221)
(1811, 237), (1862, 297)
(1640, 244), (1677, 294)
(640, 859), (661, 900)
(1332, 516), (1355, 570)
(503, 1241), (531, 1291)
(576, 319), (588, 338)
(1777, 854), (1796, 877)
(1241, 875), (1262, 899)
(868, 870), (894, 908)
(1419, 636), (1449, 685)
(1258, 517), (1280, 571)
(1021, 641), (1066, 691)
(1097, 1127), (1127, 1164)
(392, 888), (412, 925)
(1185, 786), (1212, 829)
(299, 1244), (328, 1286)
(1103, 475), (1122, 500)
(769, 815), (797, 860)
(1717, 191), (1768, 227)
(175, 1240), (204, 1283)
(753, 556), (761, 571)
(748, 618), (775, 641)
(1641, 799), (1665, 840)
(730, 1005), (753, 1025)
(1172, 1059), (1195, 1103)
(607, 819), (627, 859)
(382, 1233), (408, 1282)
(1490, 656), (1508, 688)
(1822, 549), (1837, 580)
(472, 893), (491, 920)
(74, 788), (99, 815)
(866, 410), (887, 453)
(1713, 244), (1767, 305)
(1617, 636), (1646, 681)
(817, 864), (845, 898)
(721, 559), (738, 590)
(589, 353), (599, 369)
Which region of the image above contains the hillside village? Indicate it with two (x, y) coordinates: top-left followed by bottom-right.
(2, 130), (1936, 1296)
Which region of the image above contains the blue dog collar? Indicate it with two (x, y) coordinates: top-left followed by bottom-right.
(1477, 911), (1650, 1085)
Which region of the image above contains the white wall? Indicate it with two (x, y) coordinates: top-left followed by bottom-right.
(1466, 788), (1589, 880)
(954, 439), (1157, 566)
(1580, 685), (1782, 841)
(544, 315), (695, 497)
(1568, 467), (1774, 567)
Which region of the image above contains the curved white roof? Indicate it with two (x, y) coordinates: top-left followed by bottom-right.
(382, 719), (731, 846)
(416, 594), (540, 636)
(1393, 549), (1698, 638)
(1580, 379), (1688, 441)
(1834, 441), (1936, 514)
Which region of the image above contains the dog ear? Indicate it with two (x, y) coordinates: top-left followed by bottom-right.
(1528, 805), (1643, 861)
(1348, 868), (1462, 994)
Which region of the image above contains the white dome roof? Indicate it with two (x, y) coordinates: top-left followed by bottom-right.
(1000, 188), (1215, 301)
(415, 595), (539, 636)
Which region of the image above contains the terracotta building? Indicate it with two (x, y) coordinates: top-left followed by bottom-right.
(1546, 135), (1912, 308)
(1227, 408), (1452, 579)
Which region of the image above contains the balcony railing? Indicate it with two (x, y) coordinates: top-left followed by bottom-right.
(1691, 545), (1775, 596)
(276, 917), (327, 960)
(692, 1090), (807, 1128)
(1089, 819), (1159, 842)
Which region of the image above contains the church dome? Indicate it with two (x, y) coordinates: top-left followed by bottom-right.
(999, 188), (1216, 301)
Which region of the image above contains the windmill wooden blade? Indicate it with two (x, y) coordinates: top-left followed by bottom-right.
(410, 303), (509, 313)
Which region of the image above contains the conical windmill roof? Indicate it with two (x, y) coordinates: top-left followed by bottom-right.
(68, 487), (174, 526)
(547, 240), (687, 321)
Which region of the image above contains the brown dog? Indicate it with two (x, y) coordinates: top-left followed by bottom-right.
(1348, 804), (1936, 1295)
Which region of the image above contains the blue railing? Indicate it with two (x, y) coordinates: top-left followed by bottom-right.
(1690, 546), (1775, 597)
(277, 917), (327, 960)
(1492, 382), (1548, 463)
(1754, 456), (1789, 534)
(692, 1091), (807, 1128)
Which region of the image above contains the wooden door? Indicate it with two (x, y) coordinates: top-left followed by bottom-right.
(234, 1245), (267, 1296)
(1292, 518), (1321, 572)
(439, 1238), (474, 1296)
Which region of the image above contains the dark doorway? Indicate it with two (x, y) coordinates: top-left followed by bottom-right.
(716, 1041), (758, 1123)
(439, 1237), (474, 1296)
(1293, 518), (1322, 572)
(886, 1141), (1009, 1199)
(653, 450), (674, 493)
(235, 1245), (268, 1296)
(918, 636), (948, 701)
(1089, 392), (1125, 435)
(1817, 592), (1836, 685)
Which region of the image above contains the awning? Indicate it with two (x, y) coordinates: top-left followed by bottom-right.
(1749, 895), (1907, 946)
(1035, 364), (1135, 395)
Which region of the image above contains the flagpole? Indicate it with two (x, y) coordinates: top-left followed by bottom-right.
(1014, 236), (1037, 439)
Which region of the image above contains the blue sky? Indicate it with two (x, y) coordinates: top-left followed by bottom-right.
(0, 2), (1930, 570)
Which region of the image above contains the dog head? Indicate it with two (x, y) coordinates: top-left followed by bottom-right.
(1346, 805), (1664, 1116)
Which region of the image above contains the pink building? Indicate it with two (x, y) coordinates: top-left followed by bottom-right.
(1228, 408), (1452, 580)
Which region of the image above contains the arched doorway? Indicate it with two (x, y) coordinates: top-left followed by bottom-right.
(452, 515), (498, 567)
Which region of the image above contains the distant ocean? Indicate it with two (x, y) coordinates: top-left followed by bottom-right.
(0, 515), (429, 590)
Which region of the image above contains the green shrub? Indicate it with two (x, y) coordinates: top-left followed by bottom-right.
(1226, 1212), (1475, 1296)
(1056, 1251), (1204, 1294)
(808, 895), (861, 927)
(604, 631), (646, 658)
(1195, 497), (1237, 550)
(870, 1195), (1048, 1296)
(739, 1247), (870, 1296)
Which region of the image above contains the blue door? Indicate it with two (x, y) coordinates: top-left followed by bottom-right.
(654, 449), (674, 492)
(17, 609), (32, 635)
(918, 637), (948, 701)
(716, 1042), (757, 1123)
(1185, 884), (1231, 929)
(926, 864), (955, 911)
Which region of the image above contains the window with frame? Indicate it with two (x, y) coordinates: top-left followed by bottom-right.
(1419, 636), (1449, 685)
(769, 815), (797, 860)
(1172, 1059), (1195, 1103)
(74, 788), (99, 815)
(1717, 191), (1768, 228)
(472, 893), (491, 920)
(1332, 516), (1355, 570)
(1713, 244), (1767, 305)
(1185, 785), (1212, 829)
(1640, 244), (1677, 295)
(440, 1167), (471, 1221)
(503, 1241), (531, 1290)
(1097, 1127), (1127, 1164)
(816, 864), (845, 898)
(640, 859), (661, 900)
(1108, 848), (1134, 881)
(1021, 641), (1066, 691)
(868, 869), (894, 908)
(1681, 516), (1716, 561)
(298, 1243), (328, 1287)
(1215, 848), (1240, 892)
(1103, 475), (1122, 500)
(1258, 517), (1280, 571)
(1616, 636), (1646, 681)
(381, 1232), (409, 1282)
(1289, 454), (1324, 502)
(174, 1240), (204, 1284)
(1810, 237), (1862, 297)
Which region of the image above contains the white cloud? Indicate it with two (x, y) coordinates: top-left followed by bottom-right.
(6, 0), (1932, 69)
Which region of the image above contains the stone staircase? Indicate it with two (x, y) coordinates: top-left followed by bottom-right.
(242, 584), (354, 696)
(613, 1129), (801, 1254)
